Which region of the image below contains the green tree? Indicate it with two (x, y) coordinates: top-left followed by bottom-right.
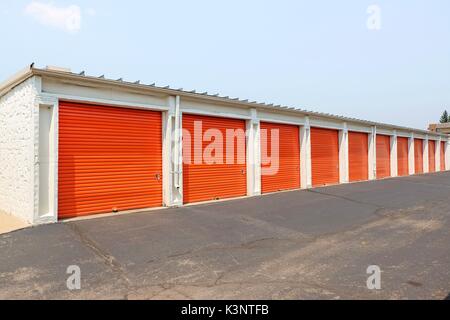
(440, 110), (449, 123)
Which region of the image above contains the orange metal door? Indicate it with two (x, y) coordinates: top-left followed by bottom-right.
(311, 128), (340, 187)
(182, 114), (247, 204)
(376, 134), (391, 179)
(397, 137), (409, 176)
(348, 131), (369, 182)
(58, 102), (163, 219)
(414, 139), (423, 174)
(441, 142), (446, 171)
(428, 140), (436, 172)
(261, 122), (300, 193)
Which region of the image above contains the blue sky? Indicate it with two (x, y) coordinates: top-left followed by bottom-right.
(1, 0), (449, 129)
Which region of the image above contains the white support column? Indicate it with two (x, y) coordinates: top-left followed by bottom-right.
(423, 135), (429, 173)
(246, 108), (261, 196)
(438, 141), (441, 170)
(444, 140), (450, 170)
(390, 131), (398, 177)
(435, 138), (440, 172)
(368, 126), (376, 180)
(300, 116), (312, 189)
(298, 124), (302, 187)
(162, 97), (174, 207)
(163, 95), (183, 207)
(408, 132), (415, 175)
(36, 94), (59, 224)
(339, 122), (349, 184)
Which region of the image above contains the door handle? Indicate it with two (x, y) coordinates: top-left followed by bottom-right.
(155, 173), (161, 181)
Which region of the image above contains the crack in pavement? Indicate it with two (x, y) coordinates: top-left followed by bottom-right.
(306, 188), (388, 210)
(162, 236), (302, 262)
(149, 277), (339, 297)
(156, 206), (421, 270)
(98, 203), (434, 295)
(149, 205), (448, 297)
(67, 223), (133, 297)
(7, 173), (447, 299)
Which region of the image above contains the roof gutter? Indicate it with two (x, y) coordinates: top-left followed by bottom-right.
(31, 67), (275, 108)
(1, 65), (447, 138)
(30, 68), (385, 124)
(33, 67), (447, 137)
(0, 63), (35, 98)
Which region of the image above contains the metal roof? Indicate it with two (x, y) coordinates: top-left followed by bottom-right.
(0, 63), (448, 138)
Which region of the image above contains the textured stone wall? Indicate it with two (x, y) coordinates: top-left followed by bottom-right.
(0, 78), (38, 223)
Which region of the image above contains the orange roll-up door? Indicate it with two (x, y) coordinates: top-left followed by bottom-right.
(311, 128), (340, 187)
(58, 102), (163, 219)
(397, 137), (409, 176)
(428, 140), (436, 172)
(441, 142), (446, 171)
(414, 139), (423, 174)
(182, 114), (247, 204)
(261, 122), (300, 193)
(348, 131), (369, 182)
(376, 134), (391, 179)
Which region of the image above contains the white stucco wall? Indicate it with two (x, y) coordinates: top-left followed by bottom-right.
(0, 78), (38, 223)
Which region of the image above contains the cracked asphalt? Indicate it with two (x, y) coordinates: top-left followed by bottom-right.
(1, 172), (450, 300)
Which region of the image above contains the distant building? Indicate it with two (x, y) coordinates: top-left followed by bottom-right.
(429, 123), (450, 134)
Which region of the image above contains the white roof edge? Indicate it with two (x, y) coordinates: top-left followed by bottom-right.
(0, 64), (34, 97)
(0, 65), (448, 138)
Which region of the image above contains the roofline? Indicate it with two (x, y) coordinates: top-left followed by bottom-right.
(0, 64), (448, 138)
(0, 63), (34, 97)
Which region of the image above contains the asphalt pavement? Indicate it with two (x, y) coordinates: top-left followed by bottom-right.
(1, 172), (450, 299)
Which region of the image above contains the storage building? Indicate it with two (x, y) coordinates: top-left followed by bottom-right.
(1, 64), (449, 225)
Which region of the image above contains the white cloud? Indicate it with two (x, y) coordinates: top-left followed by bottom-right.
(25, 1), (82, 34)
